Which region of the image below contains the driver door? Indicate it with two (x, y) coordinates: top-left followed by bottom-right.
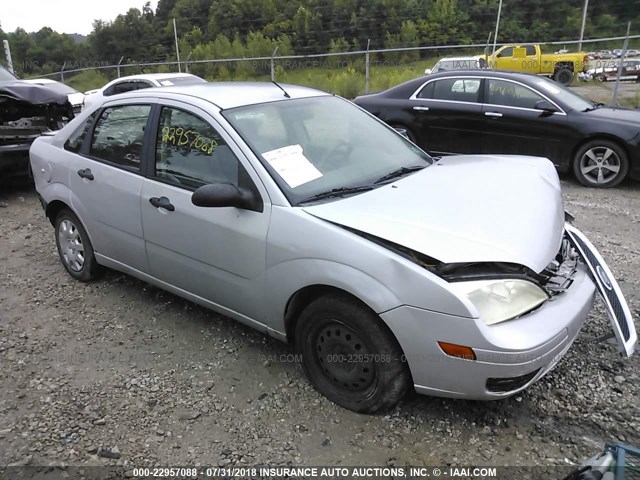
(140, 102), (272, 328)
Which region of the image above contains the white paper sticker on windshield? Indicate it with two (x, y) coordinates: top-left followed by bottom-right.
(262, 144), (322, 188)
(160, 80), (174, 86)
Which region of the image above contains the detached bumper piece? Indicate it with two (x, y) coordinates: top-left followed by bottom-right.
(565, 223), (637, 357)
(486, 368), (541, 393)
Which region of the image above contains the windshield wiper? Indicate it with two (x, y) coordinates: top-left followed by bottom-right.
(583, 102), (605, 112)
(298, 185), (374, 204)
(373, 165), (426, 184)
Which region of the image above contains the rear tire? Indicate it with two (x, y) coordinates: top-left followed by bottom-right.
(572, 139), (629, 188)
(296, 294), (411, 413)
(54, 209), (102, 281)
(553, 68), (574, 86)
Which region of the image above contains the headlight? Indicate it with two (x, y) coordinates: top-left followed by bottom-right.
(449, 279), (549, 325)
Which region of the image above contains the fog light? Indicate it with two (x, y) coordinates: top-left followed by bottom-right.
(438, 342), (476, 360)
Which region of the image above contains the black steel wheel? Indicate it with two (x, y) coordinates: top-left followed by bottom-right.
(296, 294), (411, 413)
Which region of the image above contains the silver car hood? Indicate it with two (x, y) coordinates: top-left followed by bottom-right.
(304, 155), (565, 273)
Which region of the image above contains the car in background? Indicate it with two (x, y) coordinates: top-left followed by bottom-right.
(1, 65), (74, 180)
(626, 49), (640, 57)
(30, 82), (635, 412)
(82, 73), (206, 111)
(594, 50), (614, 59)
(22, 78), (84, 114)
(354, 70), (640, 188)
(486, 44), (588, 85)
(586, 59), (640, 82)
(424, 56), (487, 75)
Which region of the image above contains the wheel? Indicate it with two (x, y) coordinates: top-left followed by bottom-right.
(573, 140), (629, 188)
(54, 209), (102, 281)
(596, 74), (606, 82)
(390, 124), (416, 143)
(295, 294), (411, 413)
(553, 68), (574, 86)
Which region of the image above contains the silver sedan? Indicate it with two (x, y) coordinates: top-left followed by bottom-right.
(30, 82), (636, 412)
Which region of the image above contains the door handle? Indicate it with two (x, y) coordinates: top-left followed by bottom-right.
(412, 106), (430, 112)
(485, 112), (503, 118)
(77, 168), (94, 181)
(149, 196), (175, 212)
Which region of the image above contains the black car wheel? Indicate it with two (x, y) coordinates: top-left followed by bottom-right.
(553, 68), (574, 86)
(573, 140), (629, 188)
(296, 294), (411, 413)
(54, 209), (102, 281)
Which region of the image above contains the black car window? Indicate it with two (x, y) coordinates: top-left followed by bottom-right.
(137, 81), (153, 91)
(432, 78), (481, 103)
(525, 45), (536, 56)
(64, 111), (99, 153)
(416, 81), (435, 99)
(154, 106), (241, 190)
(104, 82), (138, 96)
(498, 47), (514, 58)
(486, 79), (545, 110)
(89, 105), (151, 171)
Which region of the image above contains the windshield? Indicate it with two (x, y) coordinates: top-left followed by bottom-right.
(223, 96), (432, 205)
(0, 66), (18, 82)
(534, 77), (594, 111)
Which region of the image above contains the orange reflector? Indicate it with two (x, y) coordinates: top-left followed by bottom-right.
(438, 342), (477, 361)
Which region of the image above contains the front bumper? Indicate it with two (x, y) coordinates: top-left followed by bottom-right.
(381, 264), (596, 399)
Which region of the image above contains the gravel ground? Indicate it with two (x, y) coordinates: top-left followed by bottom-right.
(0, 177), (639, 474)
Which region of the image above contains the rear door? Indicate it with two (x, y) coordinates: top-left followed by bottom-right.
(68, 101), (154, 273)
(140, 101), (271, 327)
(410, 76), (485, 155)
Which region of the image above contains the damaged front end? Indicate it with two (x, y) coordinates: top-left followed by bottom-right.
(1, 82), (73, 179)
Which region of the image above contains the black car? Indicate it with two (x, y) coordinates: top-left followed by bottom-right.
(354, 70), (640, 188)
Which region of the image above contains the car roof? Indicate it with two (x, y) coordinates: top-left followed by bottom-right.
(364, 70), (550, 99)
(114, 72), (200, 82)
(109, 81), (331, 109)
(436, 56), (482, 62)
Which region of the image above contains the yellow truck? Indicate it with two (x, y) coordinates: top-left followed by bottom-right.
(486, 44), (589, 85)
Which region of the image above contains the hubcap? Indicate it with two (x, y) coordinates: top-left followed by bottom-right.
(579, 147), (621, 185)
(315, 321), (376, 392)
(58, 219), (85, 272)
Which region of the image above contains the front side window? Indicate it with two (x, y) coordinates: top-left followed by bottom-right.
(155, 107), (241, 190)
(89, 105), (151, 170)
(433, 78), (481, 102)
(498, 47), (514, 58)
(486, 79), (544, 109)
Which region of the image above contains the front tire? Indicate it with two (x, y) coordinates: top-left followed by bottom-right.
(296, 294), (411, 413)
(573, 139), (629, 188)
(54, 209), (102, 281)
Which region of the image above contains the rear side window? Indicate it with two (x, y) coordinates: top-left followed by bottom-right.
(89, 105), (151, 171)
(104, 82), (138, 96)
(154, 106), (241, 190)
(432, 78), (481, 102)
(64, 111), (98, 153)
(525, 45), (536, 56)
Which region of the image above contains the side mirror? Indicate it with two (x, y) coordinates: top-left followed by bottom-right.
(191, 183), (263, 212)
(534, 99), (558, 114)
(424, 68), (432, 75)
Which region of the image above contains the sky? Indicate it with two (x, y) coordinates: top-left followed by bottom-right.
(1, 0), (159, 35)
